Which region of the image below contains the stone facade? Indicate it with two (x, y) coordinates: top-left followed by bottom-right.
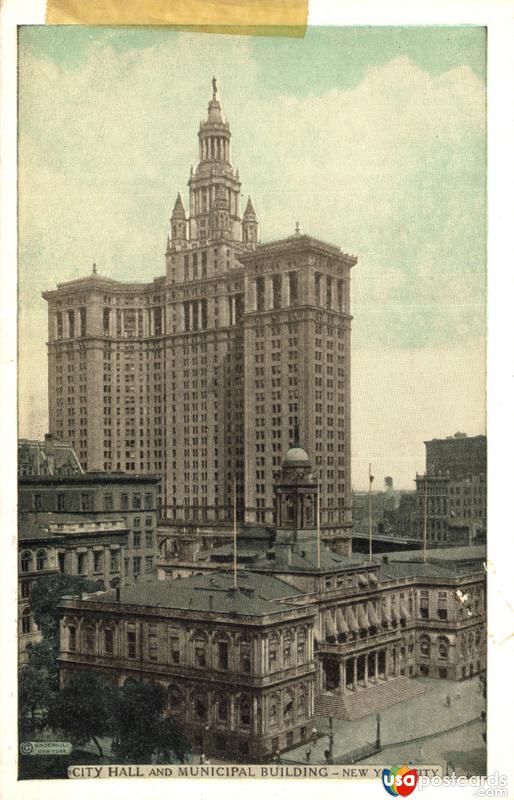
(58, 573), (316, 761)
(19, 446), (161, 585)
(42, 82), (355, 553)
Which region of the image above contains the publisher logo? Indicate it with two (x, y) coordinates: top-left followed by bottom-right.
(382, 765), (419, 797)
(20, 741), (72, 756)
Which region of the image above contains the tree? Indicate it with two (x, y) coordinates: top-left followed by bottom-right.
(29, 574), (102, 642)
(112, 681), (190, 764)
(19, 574), (102, 736)
(47, 671), (116, 758)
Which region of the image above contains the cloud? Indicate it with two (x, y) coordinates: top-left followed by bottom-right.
(17, 32), (486, 483)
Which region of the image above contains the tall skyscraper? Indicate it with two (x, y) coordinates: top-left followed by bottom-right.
(44, 80), (357, 553)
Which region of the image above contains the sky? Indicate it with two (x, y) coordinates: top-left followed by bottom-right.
(17, 26), (486, 489)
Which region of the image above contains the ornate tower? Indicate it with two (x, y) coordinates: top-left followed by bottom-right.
(274, 443), (319, 543)
(242, 197), (258, 244)
(187, 77), (242, 243)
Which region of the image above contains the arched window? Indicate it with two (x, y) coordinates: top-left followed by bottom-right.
(283, 690), (294, 724)
(216, 694), (229, 723)
(239, 636), (251, 674)
(269, 633), (279, 671)
(193, 696), (207, 721)
(68, 625), (76, 652)
(297, 628), (306, 661)
(239, 697), (251, 728)
(283, 631), (292, 666)
(36, 549), (47, 571)
(419, 635), (430, 657)
(297, 686), (307, 719)
(21, 551), (32, 572)
(21, 608), (32, 634)
(192, 632), (207, 668)
(84, 625), (96, 654)
(269, 693), (279, 727)
(438, 637), (449, 660)
(168, 688), (184, 716)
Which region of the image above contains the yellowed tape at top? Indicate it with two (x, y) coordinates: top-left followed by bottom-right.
(45, 0), (308, 37)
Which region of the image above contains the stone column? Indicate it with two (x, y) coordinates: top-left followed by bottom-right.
(264, 275), (273, 311)
(374, 650), (379, 682)
(339, 660), (346, 695)
(353, 657), (358, 691)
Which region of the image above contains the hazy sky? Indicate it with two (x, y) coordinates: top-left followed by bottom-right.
(18, 26), (486, 489)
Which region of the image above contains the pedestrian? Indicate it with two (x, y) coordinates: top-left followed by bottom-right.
(306, 746), (311, 762)
(456, 689), (461, 700)
(446, 694), (451, 707)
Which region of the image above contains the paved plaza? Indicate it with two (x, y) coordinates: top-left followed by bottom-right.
(283, 675), (485, 773)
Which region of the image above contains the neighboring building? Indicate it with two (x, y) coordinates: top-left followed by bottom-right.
(415, 433), (487, 546)
(18, 433), (84, 477)
(18, 513), (128, 664)
(57, 446), (486, 760)
(425, 433), (487, 479)
(43, 80), (356, 554)
(19, 437), (161, 584)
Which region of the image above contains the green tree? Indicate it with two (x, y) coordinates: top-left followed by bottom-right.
(47, 671), (116, 758)
(19, 574), (101, 736)
(112, 681), (190, 763)
(29, 574), (102, 642)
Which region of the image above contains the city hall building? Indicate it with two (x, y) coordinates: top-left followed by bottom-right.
(43, 81), (355, 555)
(57, 446), (486, 761)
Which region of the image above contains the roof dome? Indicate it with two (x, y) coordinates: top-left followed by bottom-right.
(283, 446), (310, 464)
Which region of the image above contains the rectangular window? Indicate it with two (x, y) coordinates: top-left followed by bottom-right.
(326, 275), (332, 308)
(272, 274), (282, 309)
(68, 626), (76, 652)
(133, 557), (141, 576)
(80, 306), (87, 337)
(201, 250), (207, 278)
(33, 493), (43, 512)
(127, 631), (137, 659)
(110, 550), (120, 572)
(148, 629), (158, 661)
(56, 493), (65, 511)
(104, 628), (113, 655)
(80, 493), (91, 512)
(315, 272), (321, 305)
(56, 312), (63, 339)
(337, 279), (344, 311)
(170, 636), (180, 664)
(103, 308), (110, 335)
(133, 494), (142, 510)
(145, 532), (153, 548)
(288, 271), (298, 306)
(154, 307), (162, 336)
(121, 493), (129, 511)
(133, 532), (141, 549)
(218, 641), (228, 670)
(145, 556), (154, 573)
(144, 493), (153, 509)
(103, 494), (113, 511)
(68, 310), (75, 338)
(195, 643), (206, 668)
(256, 277), (265, 311)
(93, 550), (104, 573)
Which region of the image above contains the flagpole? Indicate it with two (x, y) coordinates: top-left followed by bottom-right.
(233, 476), (238, 588)
(316, 478), (321, 569)
(423, 477), (428, 564)
(368, 464), (374, 563)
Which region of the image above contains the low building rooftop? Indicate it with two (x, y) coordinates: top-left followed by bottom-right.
(89, 570), (309, 617)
